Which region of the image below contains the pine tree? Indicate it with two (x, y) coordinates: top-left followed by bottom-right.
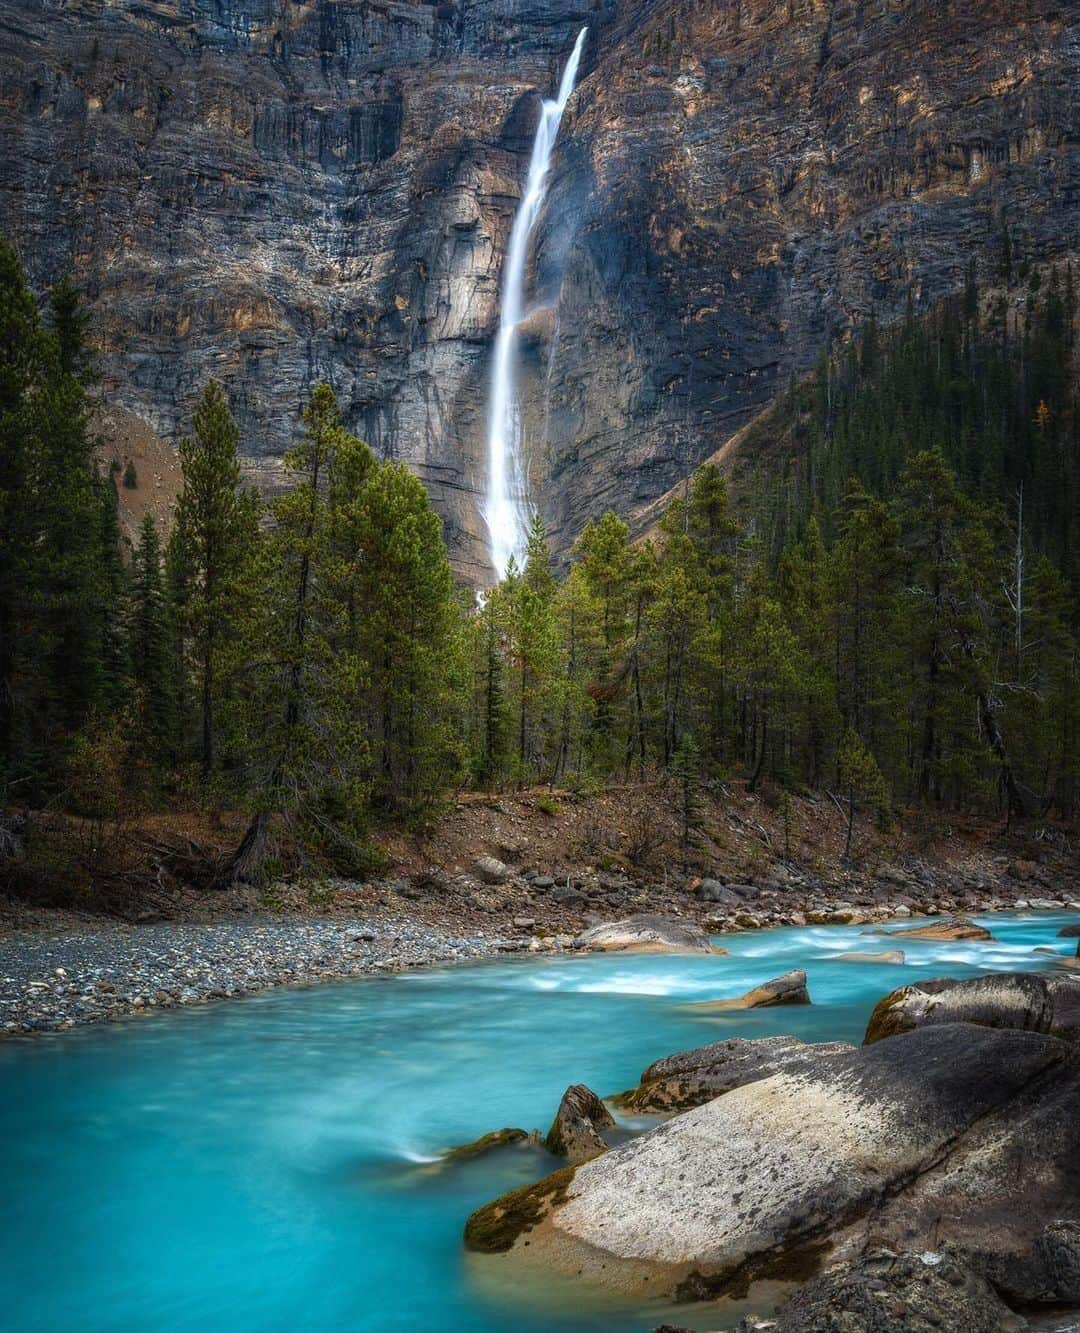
(129, 514), (177, 767)
(170, 380), (259, 776)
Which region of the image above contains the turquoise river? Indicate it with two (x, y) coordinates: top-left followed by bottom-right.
(1, 912), (1076, 1332)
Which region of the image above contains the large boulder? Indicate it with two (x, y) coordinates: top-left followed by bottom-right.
(1059, 923), (1080, 938)
(544, 1084), (615, 1162)
(573, 915), (723, 955)
(464, 1024), (1077, 1302)
(878, 917), (992, 942)
(742, 1249), (1024, 1332)
(689, 968), (810, 1011)
(863, 971), (1080, 1045)
(615, 1035), (853, 1113)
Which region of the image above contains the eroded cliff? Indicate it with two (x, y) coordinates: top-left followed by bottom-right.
(1, 0), (1076, 578)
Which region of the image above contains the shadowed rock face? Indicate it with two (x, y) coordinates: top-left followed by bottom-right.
(2, 0), (1077, 580)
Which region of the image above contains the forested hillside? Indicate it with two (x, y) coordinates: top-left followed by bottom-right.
(1, 237), (1076, 907)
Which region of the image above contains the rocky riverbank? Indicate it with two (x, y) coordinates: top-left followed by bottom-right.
(0, 917), (532, 1036)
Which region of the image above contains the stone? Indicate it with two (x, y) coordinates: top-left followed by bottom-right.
(532, 875), (556, 890)
(465, 1024), (1077, 1300)
(863, 971), (1080, 1045)
(1058, 923), (1080, 938)
(752, 1249), (1023, 1332)
(695, 878), (740, 906)
(474, 857), (509, 885)
(512, 917), (536, 930)
(835, 950), (905, 965)
(879, 917), (993, 942)
(1007, 859), (1040, 880)
(689, 968), (810, 1011)
(573, 915), (722, 955)
(442, 1128), (535, 1166)
(614, 1035), (853, 1114)
(545, 1084), (616, 1162)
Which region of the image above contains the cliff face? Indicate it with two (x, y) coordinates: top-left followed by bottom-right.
(2, 0), (1077, 579)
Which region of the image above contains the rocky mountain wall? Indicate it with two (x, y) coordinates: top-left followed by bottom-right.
(1, 0), (1077, 579)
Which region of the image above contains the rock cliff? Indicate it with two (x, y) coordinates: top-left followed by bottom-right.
(2, 0), (1077, 579)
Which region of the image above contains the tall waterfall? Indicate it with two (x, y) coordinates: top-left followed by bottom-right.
(484, 26), (588, 581)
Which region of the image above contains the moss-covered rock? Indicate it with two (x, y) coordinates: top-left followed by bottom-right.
(463, 1163), (578, 1254)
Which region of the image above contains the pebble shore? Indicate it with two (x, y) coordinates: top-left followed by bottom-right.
(0, 918), (528, 1035)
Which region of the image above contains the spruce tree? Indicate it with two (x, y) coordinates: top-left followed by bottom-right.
(129, 514), (177, 768)
(171, 380), (258, 776)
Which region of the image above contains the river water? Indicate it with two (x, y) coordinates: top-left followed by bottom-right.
(1, 912), (1074, 1332)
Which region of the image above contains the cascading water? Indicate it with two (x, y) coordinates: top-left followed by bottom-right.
(484, 26), (588, 581)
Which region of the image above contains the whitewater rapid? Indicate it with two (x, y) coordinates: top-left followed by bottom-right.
(484, 26), (588, 580)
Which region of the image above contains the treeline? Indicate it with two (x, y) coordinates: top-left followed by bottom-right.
(477, 457), (1077, 821)
(1, 235), (1077, 896)
(755, 262), (1079, 586)
(0, 238), (463, 881)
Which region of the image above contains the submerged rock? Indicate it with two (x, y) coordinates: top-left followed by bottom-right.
(573, 915), (722, 955)
(464, 1024), (1077, 1301)
(615, 1035), (852, 1113)
(835, 950), (905, 965)
(689, 968), (810, 1012)
(545, 1084), (616, 1162)
(863, 971), (1080, 1045)
(442, 1128), (537, 1166)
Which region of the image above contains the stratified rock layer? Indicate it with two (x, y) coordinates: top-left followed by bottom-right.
(1, 1), (1077, 579)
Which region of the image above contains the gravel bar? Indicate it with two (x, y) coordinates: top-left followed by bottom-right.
(0, 918), (528, 1035)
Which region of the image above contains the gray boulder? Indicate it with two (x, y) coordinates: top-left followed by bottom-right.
(689, 968), (810, 1011)
(747, 1249), (1024, 1332)
(574, 915), (722, 955)
(695, 878), (741, 906)
(464, 1024), (1076, 1302)
(1059, 923), (1080, 938)
(615, 1034), (852, 1113)
(864, 971), (1080, 1045)
(474, 856), (509, 885)
(545, 1084), (616, 1162)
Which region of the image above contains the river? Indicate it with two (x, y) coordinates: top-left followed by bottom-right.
(1, 912), (1074, 1332)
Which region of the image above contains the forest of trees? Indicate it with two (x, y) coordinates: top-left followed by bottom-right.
(0, 236), (1076, 893)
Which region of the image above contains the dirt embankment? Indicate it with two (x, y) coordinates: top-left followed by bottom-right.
(2, 779), (1076, 938)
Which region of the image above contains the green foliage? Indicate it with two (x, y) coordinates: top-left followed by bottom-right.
(122, 460), (137, 488)
(1, 231), (1076, 864)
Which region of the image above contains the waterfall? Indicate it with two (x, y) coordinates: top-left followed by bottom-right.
(484, 26), (588, 581)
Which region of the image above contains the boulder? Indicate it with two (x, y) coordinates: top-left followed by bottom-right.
(695, 878), (741, 906)
(573, 915), (723, 955)
(614, 1035), (853, 1113)
(1058, 922), (1080, 938)
(465, 1025), (1077, 1302)
(879, 917), (992, 941)
(744, 1249), (1023, 1332)
(834, 950), (905, 965)
(689, 968), (810, 1011)
(545, 1084), (616, 1162)
(474, 856), (509, 885)
(863, 971), (1080, 1045)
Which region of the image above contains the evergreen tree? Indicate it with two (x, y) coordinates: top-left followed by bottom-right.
(129, 514), (177, 767)
(170, 380), (259, 776)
